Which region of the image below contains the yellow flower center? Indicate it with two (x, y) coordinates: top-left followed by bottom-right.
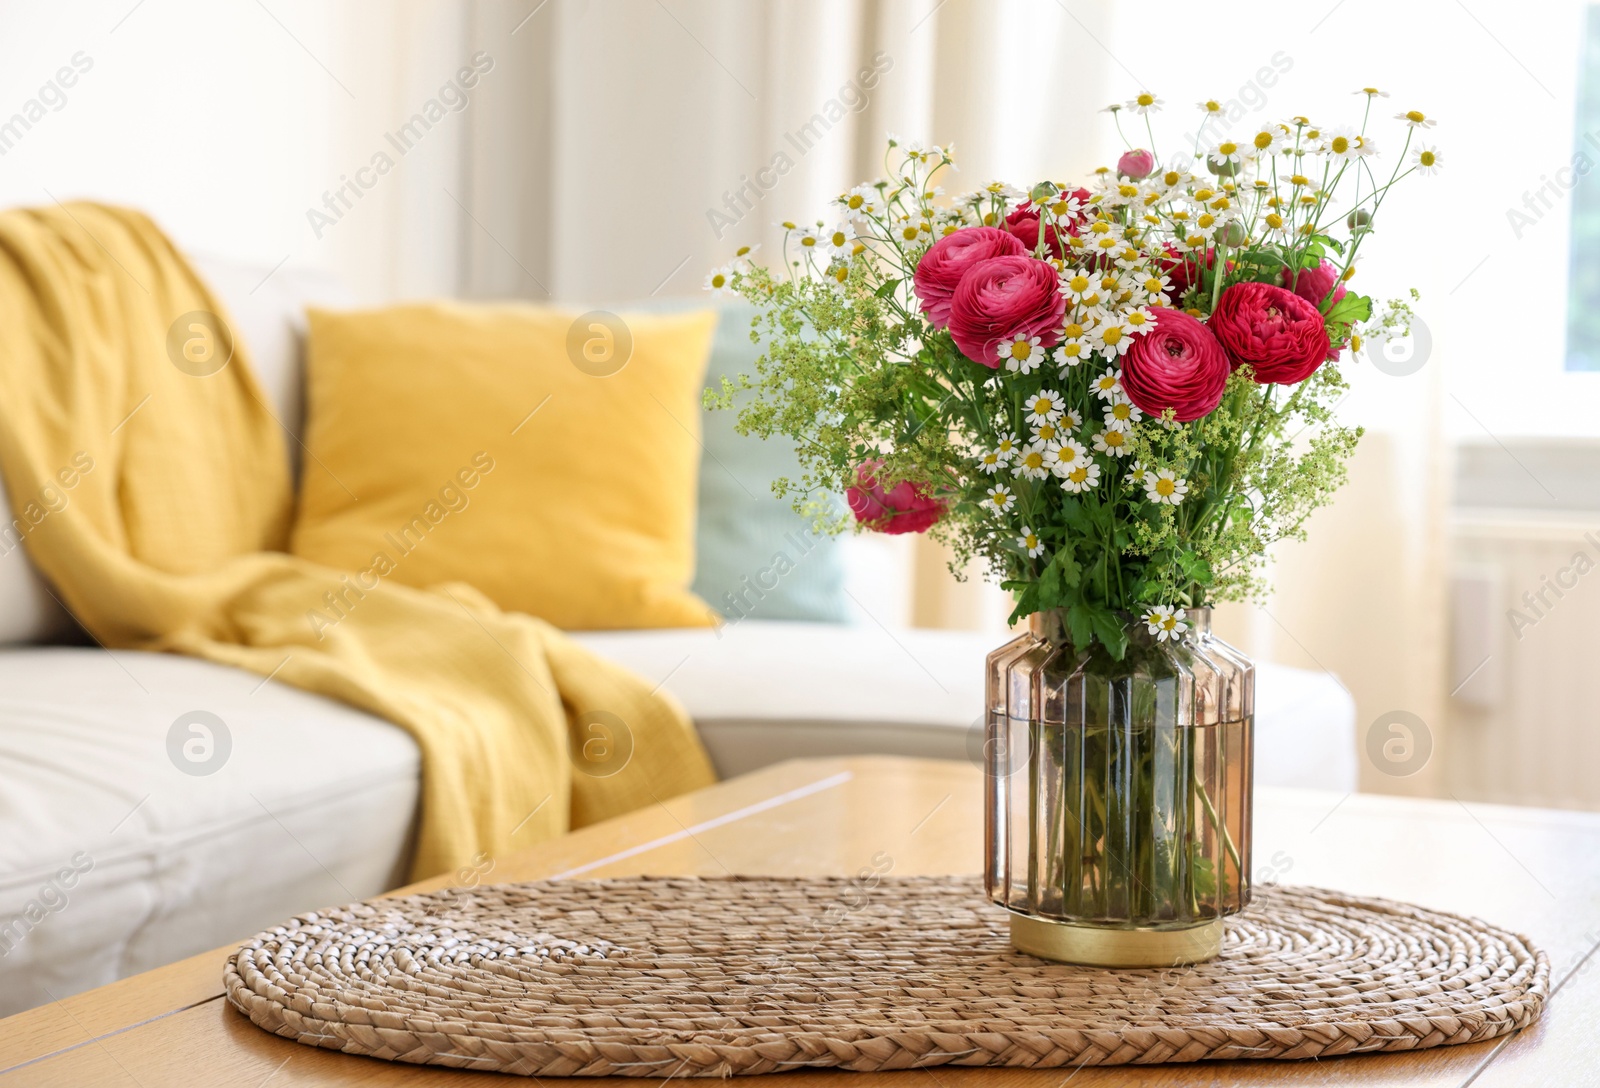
(1419, 150), (1436, 166)
(1059, 342), (1083, 358)
(1036, 424), (1057, 441)
(1253, 132), (1273, 149)
(800, 236), (815, 246)
(1203, 100), (1222, 113)
(847, 194), (864, 209)
(1406, 110), (1425, 123)
(1012, 342), (1034, 360)
(1126, 312), (1150, 328)
(1119, 184), (1139, 197)
(1266, 213), (1284, 229)
(1112, 403), (1131, 419)
(1067, 276), (1090, 293)
(1024, 452), (1044, 469)
(1137, 93), (1155, 106)
(1104, 431), (1125, 447)
(1163, 170), (1182, 186)
(710, 273), (726, 288)
(831, 231), (848, 247)
(1330, 136), (1350, 154)
(1156, 478), (1175, 495)
(1033, 396), (1052, 412)
(1102, 326), (1124, 345)
(1218, 142), (1238, 156)
(1143, 278), (1164, 293)
(1070, 467), (1089, 483)
(1064, 321), (1085, 337)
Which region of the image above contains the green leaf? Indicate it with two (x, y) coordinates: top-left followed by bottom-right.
(1090, 610), (1129, 660)
(874, 277), (902, 299)
(1065, 607), (1095, 652)
(1323, 291), (1371, 326)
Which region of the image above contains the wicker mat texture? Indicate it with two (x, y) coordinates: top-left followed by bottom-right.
(224, 875), (1548, 1077)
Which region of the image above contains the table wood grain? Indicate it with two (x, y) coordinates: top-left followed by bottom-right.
(1, 756), (1595, 1086)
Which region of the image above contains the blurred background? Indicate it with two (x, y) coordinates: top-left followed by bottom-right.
(2, 0), (1595, 808)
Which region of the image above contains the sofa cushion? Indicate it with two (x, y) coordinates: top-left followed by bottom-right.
(0, 648), (418, 1015)
(289, 302), (721, 630)
(569, 621), (1359, 790)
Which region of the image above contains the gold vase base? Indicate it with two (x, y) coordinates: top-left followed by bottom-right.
(1008, 912), (1223, 967)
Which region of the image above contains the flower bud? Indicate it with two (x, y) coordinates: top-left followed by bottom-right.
(1347, 209), (1372, 231)
(1029, 181), (1059, 203)
(1218, 221), (1247, 247)
(1204, 155), (1240, 178)
(1117, 149), (1155, 180)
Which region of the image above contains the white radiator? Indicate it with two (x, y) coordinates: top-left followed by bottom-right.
(1449, 513), (1600, 810)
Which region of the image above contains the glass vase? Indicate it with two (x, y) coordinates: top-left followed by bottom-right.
(984, 608), (1254, 966)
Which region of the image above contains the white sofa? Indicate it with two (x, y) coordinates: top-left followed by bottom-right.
(0, 258), (1357, 1016)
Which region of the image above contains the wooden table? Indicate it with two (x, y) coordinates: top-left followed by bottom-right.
(1, 755), (1596, 1086)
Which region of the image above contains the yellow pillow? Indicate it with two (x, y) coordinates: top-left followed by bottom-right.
(290, 302), (719, 630)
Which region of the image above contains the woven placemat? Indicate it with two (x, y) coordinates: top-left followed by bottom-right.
(224, 875), (1548, 1077)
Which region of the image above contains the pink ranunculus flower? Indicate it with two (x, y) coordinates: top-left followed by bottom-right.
(1281, 259), (1347, 310)
(1120, 308), (1231, 422)
(912, 226), (1026, 329)
(1118, 148), (1156, 180)
(846, 460), (944, 535)
(1208, 281), (1331, 385)
(945, 255), (1066, 367)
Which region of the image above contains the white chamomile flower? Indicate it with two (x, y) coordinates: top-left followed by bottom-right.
(1144, 468), (1189, 505)
(1031, 420), (1061, 444)
(1124, 460), (1146, 487)
(1197, 98), (1227, 117)
(1046, 437), (1089, 475)
(1137, 270), (1174, 298)
(1015, 441), (1051, 480)
(703, 264), (737, 296)
(1394, 109), (1436, 130)
(1320, 126), (1361, 160)
(1060, 268), (1097, 302)
(1090, 367), (1123, 402)
(994, 434), (1020, 462)
(820, 221), (856, 260)
(1121, 306), (1157, 336)
(794, 226), (822, 253)
(1209, 138), (1250, 169)
(983, 483), (1016, 515)
(732, 243), (760, 261)
(976, 448), (1006, 475)
(1060, 460), (1101, 493)
(891, 215), (933, 244)
(1095, 321), (1134, 358)
(1142, 604), (1189, 641)
(1356, 87), (1389, 99)
(838, 184), (882, 219)
(1412, 144), (1442, 177)
(1054, 338), (1089, 371)
(1103, 399), (1143, 431)
(1092, 427), (1132, 458)
(1025, 389), (1066, 425)
(1061, 407), (1083, 430)
(1000, 333), (1047, 374)
(1126, 91), (1164, 115)
(1246, 126), (1284, 157)
(1017, 526), (1045, 558)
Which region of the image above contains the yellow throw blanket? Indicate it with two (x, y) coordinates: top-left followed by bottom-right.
(0, 203), (716, 880)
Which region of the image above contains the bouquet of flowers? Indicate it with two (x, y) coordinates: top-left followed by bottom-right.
(707, 90), (1432, 656)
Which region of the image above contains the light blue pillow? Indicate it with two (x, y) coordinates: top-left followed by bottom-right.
(605, 298), (848, 623)
(690, 303), (848, 623)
